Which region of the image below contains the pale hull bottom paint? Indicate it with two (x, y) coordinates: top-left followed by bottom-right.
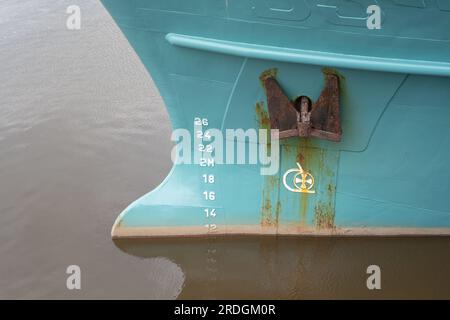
(101, 1), (450, 238)
(111, 226), (450, 239)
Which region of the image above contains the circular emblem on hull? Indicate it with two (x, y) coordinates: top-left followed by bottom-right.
(283, 163), (315, 194)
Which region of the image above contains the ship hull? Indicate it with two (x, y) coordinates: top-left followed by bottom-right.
(101, 0), (450, 237)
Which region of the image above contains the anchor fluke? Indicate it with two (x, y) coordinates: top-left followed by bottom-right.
(261, 73), (342, 142)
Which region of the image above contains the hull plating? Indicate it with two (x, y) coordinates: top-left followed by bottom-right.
(100, 0), (450, 237)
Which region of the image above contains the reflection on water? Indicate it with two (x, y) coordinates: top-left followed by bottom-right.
(1, 0), (450, 299)
(115, 236), (450, 299)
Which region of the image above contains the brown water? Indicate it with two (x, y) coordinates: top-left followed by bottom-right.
(0, 0), (449, 299)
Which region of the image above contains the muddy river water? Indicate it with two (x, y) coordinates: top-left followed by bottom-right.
(0, 0), (449, 299)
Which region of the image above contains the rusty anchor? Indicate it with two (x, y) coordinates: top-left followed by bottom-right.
(261, 73), (342, 142)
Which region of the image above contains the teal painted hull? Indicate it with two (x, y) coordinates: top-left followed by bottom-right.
(101, 0), (450, 237)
